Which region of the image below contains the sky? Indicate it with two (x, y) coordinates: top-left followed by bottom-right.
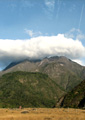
(0, 0), (85, 70)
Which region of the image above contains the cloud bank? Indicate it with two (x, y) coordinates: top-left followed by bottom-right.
(0, 34), (85, 69)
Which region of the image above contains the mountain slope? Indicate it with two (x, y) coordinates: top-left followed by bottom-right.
(58, 80), (85, 108)
(0, 71), (65, 108)
(1, 56), (84, 91)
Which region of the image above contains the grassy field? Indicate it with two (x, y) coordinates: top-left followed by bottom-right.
(0, 108), (85, 120)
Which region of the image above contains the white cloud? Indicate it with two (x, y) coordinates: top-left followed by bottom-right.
(56, 0), (62, 19)
(72, 59), (84, 66)
(45, 0), (55, 10)
(76, 34), (85, 40)
(44, 0), (55, 19)
(0, 34), (85, 68)
(78, 5), (84, 29)
(25, 29), (34, 37)
(24, 29), (42, 37)
(65, 28), (85, 40)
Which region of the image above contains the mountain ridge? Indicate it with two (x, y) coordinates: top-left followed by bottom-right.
(0, 56), (85, 108)
(0, 56), (85, 92)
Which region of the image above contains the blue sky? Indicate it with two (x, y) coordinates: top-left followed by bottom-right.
(0, 0), (85, 70)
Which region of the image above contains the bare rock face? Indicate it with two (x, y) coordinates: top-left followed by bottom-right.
(55, 96), (65, 108)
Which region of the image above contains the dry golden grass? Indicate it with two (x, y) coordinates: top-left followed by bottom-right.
(0, 108), (85, 120)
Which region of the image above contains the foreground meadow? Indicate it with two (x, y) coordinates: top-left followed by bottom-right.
(0, 108), (85, 120)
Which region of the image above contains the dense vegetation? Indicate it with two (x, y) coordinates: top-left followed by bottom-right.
(60, 80), (85, 108)
(0, 71), (65, 108)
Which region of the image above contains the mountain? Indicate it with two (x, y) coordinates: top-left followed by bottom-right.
(3, 59), (41, 71)
(56, 80), (85, 108)
(0, 71), (65, 108)
(1, 56), (85, 91)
